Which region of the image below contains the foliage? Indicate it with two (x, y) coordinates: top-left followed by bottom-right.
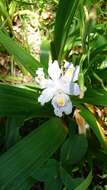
(0, 0), (107, 189)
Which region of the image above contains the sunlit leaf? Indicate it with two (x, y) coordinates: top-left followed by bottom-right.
(79, 105), (107, 150)
(40, 39), (50, 71)
(0, 30), (40, 76)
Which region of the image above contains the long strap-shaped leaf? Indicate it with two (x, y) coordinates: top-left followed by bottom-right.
(53, 0), (80, 61)
(72, 88), (107, 107)
(0, 1), (13, 33)
(0, 30), (40, 76)
(74, 171), (92, 190)
(0, 117), (67, 190)
(61, 166), (92, 190)
(79, 105), (107, 150)
(83, 88), (107, 106)
(0, 83), (53, 117)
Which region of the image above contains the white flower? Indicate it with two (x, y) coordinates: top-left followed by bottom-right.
(35, 60), (80, 117)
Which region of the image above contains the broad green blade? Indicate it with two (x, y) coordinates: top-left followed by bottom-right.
(0, 83), (53, 117)
(33, 159), (60, 182)
(44, 179), (62, 190)
(0, 30), (40, 76)
(34, 159), (82, 190)
(79, 105), (107, 150)
(43, 160), (62, 190)
(61, 134), (88, 165)
(0, 117), (67, 190)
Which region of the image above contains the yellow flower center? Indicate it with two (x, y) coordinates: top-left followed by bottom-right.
(66, 68), (74, 76)
(56, 96), (65, 106)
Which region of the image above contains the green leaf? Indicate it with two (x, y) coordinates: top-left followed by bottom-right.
(40, 39), (50, 71)
(53, 0), (80, 61)
(35, 159), (83, 190)
(90, 36), (107, 64)
(0, 30), (40, 76)
(4, 117), (24, 149)
(0, 0), (9, 18)
(0, 0), (12, 32)
(92, 35), (107, 51)
(9, 1), (17, 17)
(79, 105), (107, 150)
(61, 134), (88, 165)
(74, 170), (92, 190)
(83, 88), (107, 106)
(96, 68), (107, 82)
(32, 159), (62, 190)
(0, 117), (67, 190)
(60, 167), (83, 190)
(44, 179), (62, 190)
(0, 83), (53, 117)
(33, 159), (60, 182)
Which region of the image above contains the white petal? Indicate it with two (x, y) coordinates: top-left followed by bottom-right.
(59, 77), (79, 95)
(38, 88), (54, 105)
(60, 80), (71, 95)
(52, 93), (72, 117)
(54, 108), (63, 117)
(36, 68), (44, 77)
(72, 66), (80, 82)
(35, 77), (49, 89)
(63, 64), (74, 82)
(35, 68), (48, 89)
(48, 60), (61, 80)
(52, 92), (65, 108)
(63, 99), (72, 115)
(64, 61), (73, 69)
(70, 83), (80, 96)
